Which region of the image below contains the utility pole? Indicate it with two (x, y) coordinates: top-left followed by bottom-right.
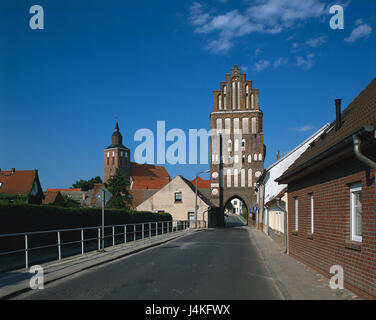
(101, 189), (105, 251)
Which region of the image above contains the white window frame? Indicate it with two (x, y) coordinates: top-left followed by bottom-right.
(294, 197), (298, 231)
(350, 183), (362, 242)
(310, 194), (314, 234)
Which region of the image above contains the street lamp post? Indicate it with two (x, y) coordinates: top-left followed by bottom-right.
(195, 169), (210, 229)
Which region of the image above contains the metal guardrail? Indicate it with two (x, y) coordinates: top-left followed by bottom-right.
(0, 220), (190, 269)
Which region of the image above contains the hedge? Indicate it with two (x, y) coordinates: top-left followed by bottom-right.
(0, 204), (172, 234)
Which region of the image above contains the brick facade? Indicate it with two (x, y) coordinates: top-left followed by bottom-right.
(209, 66), (265, 223)
(277, 79), (376, 299)
(287, 155), (376, 298)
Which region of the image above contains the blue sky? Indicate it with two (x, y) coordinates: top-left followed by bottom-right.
(0, 0), (375, 189)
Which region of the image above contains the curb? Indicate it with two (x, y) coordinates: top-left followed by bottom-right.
(2, 230), (202, 300)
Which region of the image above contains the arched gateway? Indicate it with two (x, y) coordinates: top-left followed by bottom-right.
(209, 66), (265, 227)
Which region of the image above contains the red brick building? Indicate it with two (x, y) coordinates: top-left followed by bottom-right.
(277, 79), (376, 299)
(104, 122), (171, 208)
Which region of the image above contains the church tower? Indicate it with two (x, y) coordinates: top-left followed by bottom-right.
(210, 65), (265, 222)
(104, 122), (131, 183)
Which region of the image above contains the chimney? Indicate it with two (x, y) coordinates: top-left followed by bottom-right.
(276, 150), (281, 161)
(11, 168), (15, 173)
(335, 99), (342, 130)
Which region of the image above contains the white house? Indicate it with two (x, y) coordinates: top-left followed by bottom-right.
(256, 123), (330, 250)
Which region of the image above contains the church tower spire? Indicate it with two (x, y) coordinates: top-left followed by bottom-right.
(112, 121), (123, 146)
(104, 121), (131, 183)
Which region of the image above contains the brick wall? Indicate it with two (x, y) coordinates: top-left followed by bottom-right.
(287, 155), (376, 299)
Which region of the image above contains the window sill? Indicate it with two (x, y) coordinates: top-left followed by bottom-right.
(174, 201), (183, 204)
(345, 240), (362, 251)
(307, 233), (314, 240)
(292, 230), (298, 236)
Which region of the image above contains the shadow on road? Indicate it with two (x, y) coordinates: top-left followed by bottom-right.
(225, 215), (247, 228)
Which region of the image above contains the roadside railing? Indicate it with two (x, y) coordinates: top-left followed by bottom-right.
(0, 220), (190, 269)
(188, 220), (207, 229)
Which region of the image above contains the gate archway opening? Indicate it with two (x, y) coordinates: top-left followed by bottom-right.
(224, 196), (248, 227)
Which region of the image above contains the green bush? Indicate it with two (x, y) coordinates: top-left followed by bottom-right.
(0, 204), (172, 234)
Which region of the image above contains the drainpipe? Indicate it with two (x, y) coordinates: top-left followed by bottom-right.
(352, 126), (376, 171)
(275, 198), (288, 254)
(352, 128), (376, 219)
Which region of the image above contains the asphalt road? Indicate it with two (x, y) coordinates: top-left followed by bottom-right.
(17, 216), (282, 300)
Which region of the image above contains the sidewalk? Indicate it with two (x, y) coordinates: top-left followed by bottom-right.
(0, 229), (196, 300)
(247, 228), (361, 300)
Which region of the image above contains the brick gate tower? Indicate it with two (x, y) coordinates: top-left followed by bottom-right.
(209, 66), (265, 226)
(104, 122), (131, 183)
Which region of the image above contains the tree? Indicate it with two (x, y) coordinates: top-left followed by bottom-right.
(72, 176), (103, 191)
(105, 169), (131, 209)
(61, 195), (80, 208)
(225, 202), (234, 213)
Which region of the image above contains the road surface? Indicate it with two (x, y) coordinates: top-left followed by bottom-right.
(17, 216), (282, 300)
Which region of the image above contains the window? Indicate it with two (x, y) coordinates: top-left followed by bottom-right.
(234, 118), (240, 133)
(223, 86), (227, 109)
(251, 117), (257, 134)
(294, 197), (299, 231)
(310, 194), (314, 234)
(225, 118), (231, 132)
(241, 139), (246, 150)
(242, 118), (249, 133)
(248, 169), (252, 187)
(216, 118), (222, 133)
(234, 169), (239, 187)
(0, 182), (2, 189)
(227, 169), (231, 188)
(350, 183), (362, 242)
(188, 212), (195, 221)
(175, 192), (182, 203)
(241, 169), (245, 187)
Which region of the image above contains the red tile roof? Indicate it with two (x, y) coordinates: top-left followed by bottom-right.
(46, 188), (81, 192)
(0, 170), (36, 195)
(190, 176), (210, 189)
(130, 162), (170, 181)
(42, 191), (63, 205)
(132, 179), (170, 190)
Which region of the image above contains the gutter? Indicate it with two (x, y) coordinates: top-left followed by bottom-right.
(278, 126), (373, 184)
(352, 125), (376, 170)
